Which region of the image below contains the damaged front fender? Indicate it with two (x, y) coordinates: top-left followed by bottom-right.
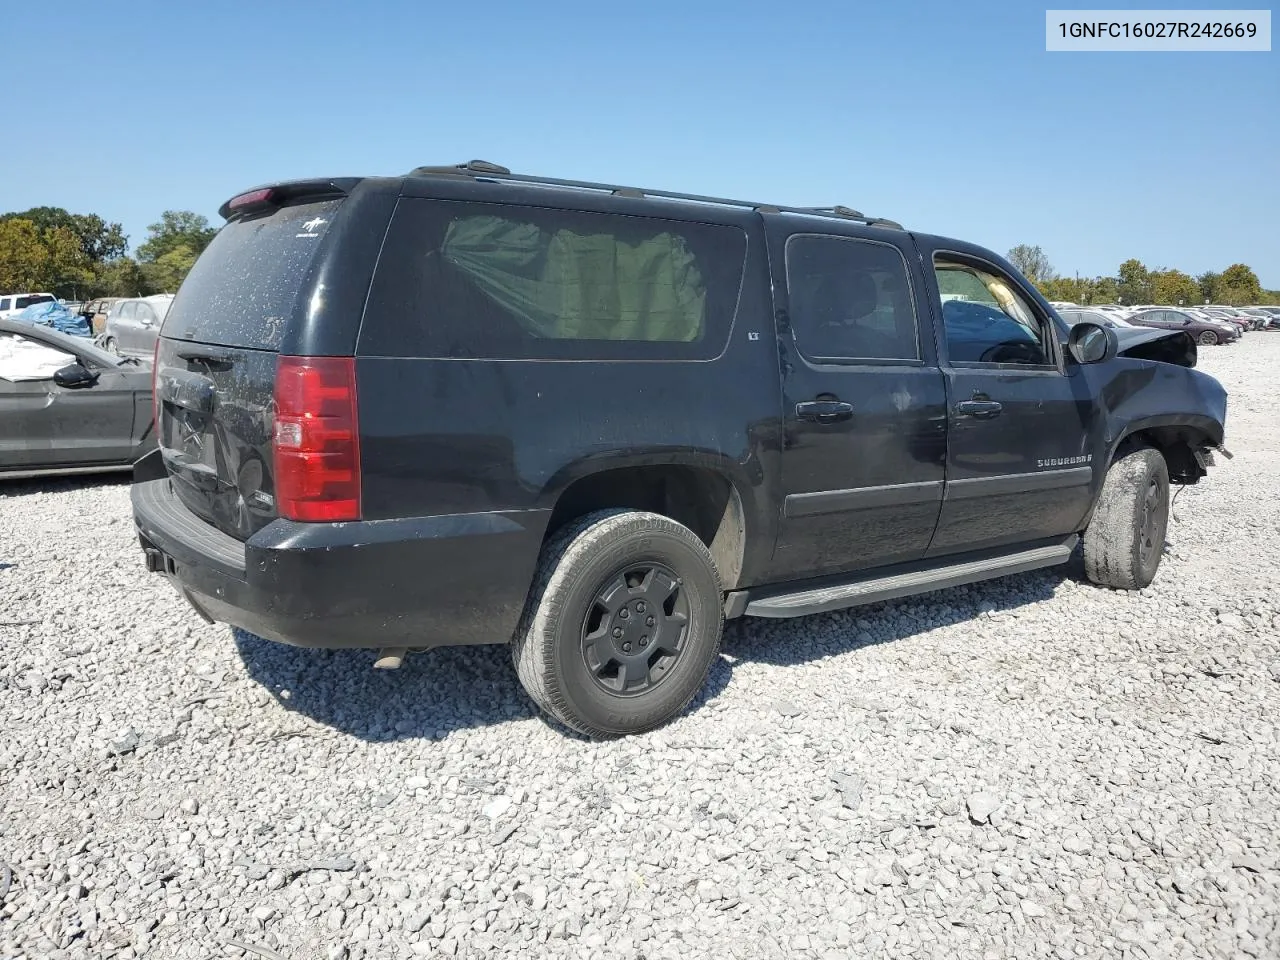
(1104, 360), (1228, 484)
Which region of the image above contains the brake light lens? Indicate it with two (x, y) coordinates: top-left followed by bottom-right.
(273, 356), (361, 522)
(228, 187), (275, 210)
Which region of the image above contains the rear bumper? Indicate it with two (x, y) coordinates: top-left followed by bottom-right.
(131, 479), (549, 650)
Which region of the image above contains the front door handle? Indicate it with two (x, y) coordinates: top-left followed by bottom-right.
(956, 399), (1003, 419)
(796, 400), (854, 423)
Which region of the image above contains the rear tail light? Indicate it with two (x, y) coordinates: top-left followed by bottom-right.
(273, 356), (361, 522)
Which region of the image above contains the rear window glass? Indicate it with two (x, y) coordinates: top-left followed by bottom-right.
(360, 199), (747, 360)
(15, 295), (54, 309)
(162, 199), (340, 351)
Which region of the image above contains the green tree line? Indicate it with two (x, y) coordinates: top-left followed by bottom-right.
(0, 206), (217, 300)
(1006, 244), (1277, 307)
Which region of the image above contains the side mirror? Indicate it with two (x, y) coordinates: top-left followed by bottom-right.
(1067, 322), (1117, 365)
(53, 362), (99, 388)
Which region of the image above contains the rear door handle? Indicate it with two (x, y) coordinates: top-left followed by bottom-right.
(956, 400), (1003, 419)
(796, 400), (854, 423)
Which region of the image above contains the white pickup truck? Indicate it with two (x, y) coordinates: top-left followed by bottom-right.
(0, 292), (56, 320)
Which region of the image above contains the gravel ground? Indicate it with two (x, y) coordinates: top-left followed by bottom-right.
(3, 337), (1278, 960)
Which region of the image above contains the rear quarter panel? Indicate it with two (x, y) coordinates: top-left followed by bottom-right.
(353, 191), (783, 640)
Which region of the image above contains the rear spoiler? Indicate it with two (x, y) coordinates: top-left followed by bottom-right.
(218, 177), (362, 221)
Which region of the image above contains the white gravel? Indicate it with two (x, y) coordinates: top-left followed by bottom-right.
(3, 336), (1279, 960)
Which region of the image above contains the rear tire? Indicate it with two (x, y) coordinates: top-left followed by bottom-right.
(102, 337), (118, 354)
(512, 510), (724, 738)
(1083, 447), (1170, 590)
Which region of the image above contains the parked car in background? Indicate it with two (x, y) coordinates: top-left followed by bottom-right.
(1092, 305), (1140, 322)
(103, 295), (175, 358)
(1201, 307), (1254, 334)
(0, 318), (156, 479)
(80, 297), (122, 336)
(0, 292), (56, 320)
(1215, 310), (1255, 333)
(1224, 307), (1272, 331)
(1129, 308), (1239, 345)
(1058, 308), (1133, 329)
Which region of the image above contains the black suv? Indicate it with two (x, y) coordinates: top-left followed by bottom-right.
(132, 161), (1228, 737)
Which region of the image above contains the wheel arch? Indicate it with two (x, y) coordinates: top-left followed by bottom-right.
(539, 455), (758, 590)
(1109, 414), (1224, 485)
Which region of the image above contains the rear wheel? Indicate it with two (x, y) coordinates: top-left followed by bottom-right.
(1197, 330), (1218, 346)
(102, 336), (118, 354)
(513, 510), (724, 738)
(1083, 447), (1170, 590)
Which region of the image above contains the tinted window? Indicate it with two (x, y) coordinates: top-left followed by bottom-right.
(15, 295), (54, 309)
(361, 199), (747, 360)
(784, 235), (919, 361)
(163, 199), (341, 350)
(935, 259), (1052, 366)
(0, 299), (10, 311)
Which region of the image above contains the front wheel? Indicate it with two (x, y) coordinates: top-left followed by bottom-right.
(512, 510), (724, 738)
(1083, 447), (1170, 590)
(1197, 330), (1219, 346)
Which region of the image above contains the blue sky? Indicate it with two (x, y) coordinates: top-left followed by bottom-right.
(3, 0), (1277, 285)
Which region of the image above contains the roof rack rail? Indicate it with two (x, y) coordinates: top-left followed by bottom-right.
(404, 161), (903, 230)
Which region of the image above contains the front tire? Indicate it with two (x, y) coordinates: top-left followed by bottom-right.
(1197, 330), (1219, 346)
(1083, 447), (1170, 590)
(513, 510), (724, 738)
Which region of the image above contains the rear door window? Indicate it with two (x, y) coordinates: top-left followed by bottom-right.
(783, 234), (920, 362)
(360, 199), (747, 360)
(162, 199), (341, 351)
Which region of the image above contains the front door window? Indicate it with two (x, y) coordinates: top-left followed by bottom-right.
(935, 261), (1053, 367)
